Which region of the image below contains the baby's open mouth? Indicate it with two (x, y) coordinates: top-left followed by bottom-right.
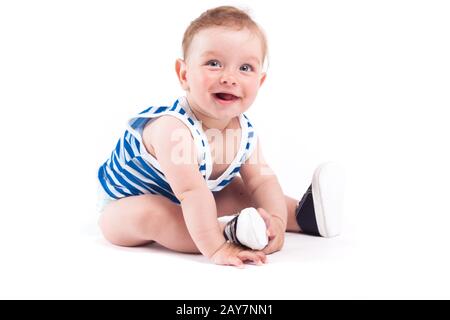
(214, 93), (239, 101)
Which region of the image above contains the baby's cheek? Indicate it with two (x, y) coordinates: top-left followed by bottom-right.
(201, 74), (217, 88)
(243, 88), (258, 105)
(244, 79), (260, 95)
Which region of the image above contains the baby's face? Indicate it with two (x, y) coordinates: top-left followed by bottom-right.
(177, 26), (266, 121)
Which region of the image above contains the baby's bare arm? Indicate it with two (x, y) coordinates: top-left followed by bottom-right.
(240, 139), (287, 253)
(145, 116), (225, 258)
(240, 139), (287, 227)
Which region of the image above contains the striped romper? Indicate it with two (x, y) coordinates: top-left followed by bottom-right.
(97, 97), (257, 209)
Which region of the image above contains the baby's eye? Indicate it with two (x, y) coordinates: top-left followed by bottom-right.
(206, 60), (222, 68)
(240, 64), (253, 72)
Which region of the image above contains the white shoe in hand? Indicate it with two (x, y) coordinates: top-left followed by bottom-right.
(221, 207), (268, 250)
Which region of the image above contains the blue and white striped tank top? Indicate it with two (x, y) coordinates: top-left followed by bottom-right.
(98, 97), (257, 204)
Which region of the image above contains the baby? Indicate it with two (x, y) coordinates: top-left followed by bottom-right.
(97, 6), (344, 267)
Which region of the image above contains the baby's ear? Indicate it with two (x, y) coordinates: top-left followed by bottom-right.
(175, 59), (189, 90)
(259, 72), (267, 87)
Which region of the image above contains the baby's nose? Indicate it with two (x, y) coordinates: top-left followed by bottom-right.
(220, 74), (237, 86)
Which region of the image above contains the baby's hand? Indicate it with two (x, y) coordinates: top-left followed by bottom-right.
(257, 208), (285, 255)
(210, 242), (267, 268)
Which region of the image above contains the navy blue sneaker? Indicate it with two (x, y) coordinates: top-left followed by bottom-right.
(295, 162), (345, 237)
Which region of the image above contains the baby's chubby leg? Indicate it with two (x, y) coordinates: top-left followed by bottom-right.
(98, 191), (267, 258)
(99, 193), (199, 253)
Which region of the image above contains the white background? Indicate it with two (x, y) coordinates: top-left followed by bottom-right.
(1, 0), (449, 299)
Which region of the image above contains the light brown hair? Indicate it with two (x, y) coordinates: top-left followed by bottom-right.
(182, 6), (268, 65)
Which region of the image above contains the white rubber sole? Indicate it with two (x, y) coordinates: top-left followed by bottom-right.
(236, 208), (268, 250)
(311, 162), (345, 237)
